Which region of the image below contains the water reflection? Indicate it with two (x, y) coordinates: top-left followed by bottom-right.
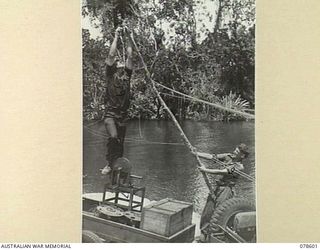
(83, 120), (255, 213)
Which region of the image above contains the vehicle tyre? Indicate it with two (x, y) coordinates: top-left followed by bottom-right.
(210, 197), (255, 242)
(82, 230), (103, 243)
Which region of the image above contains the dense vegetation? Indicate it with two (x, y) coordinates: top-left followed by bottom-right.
(82, 0), (255, 121)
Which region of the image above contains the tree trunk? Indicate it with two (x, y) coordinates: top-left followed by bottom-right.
(213, 0), (222, 38)
(189, 1), (197, 49)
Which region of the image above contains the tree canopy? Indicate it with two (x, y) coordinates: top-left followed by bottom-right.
(82, 0), (255, 121)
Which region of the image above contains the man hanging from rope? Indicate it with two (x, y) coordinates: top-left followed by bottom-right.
(101, 25), (134, 178)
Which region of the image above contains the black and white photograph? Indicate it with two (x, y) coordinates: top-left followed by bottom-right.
(82, 0), (256, 243)
(3, 0), (320, 245)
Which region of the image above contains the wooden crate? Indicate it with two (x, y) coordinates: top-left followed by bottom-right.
(140, 198), (193, 237)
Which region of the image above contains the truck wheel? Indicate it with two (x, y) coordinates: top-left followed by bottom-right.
(82, 230), (103, 243)
(210, 197), (255, 242)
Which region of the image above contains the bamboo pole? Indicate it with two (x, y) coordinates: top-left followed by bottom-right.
(128, 34), (214, 195)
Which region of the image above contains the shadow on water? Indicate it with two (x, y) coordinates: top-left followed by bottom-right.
(83, 120), (255, 213)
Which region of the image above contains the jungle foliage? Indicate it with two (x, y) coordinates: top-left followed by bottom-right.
(82, 0), (255, 121)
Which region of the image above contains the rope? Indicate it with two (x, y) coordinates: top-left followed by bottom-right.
(84, 125), (254, 182)
(84, 120), (102, 128)
(234, 170), (255, 182)
(84, 125), (184, 146)
(156, 82), (255, 120)
(210, 157), (255, 182)
(160, 89), (255, 181)
(84, 124), (141, 141)
(160, 92), (188, 100)
(84, 125), (108, 138)
(128, 34), (215, 195)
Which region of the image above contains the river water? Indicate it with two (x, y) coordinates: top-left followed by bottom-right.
(83, 120), (255, 213)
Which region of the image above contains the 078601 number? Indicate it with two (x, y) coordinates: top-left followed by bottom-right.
(300, 244), (318, 248)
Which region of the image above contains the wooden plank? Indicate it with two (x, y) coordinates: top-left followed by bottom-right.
(83, 212), (168, 243)
(168, 224), (196, 243)
(158, 199), (192, 210)
(140, 209), (170, 236)
(83, 212), (195, 243)
(169, 212), (187, 236)
(83, 192), (153, 206)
